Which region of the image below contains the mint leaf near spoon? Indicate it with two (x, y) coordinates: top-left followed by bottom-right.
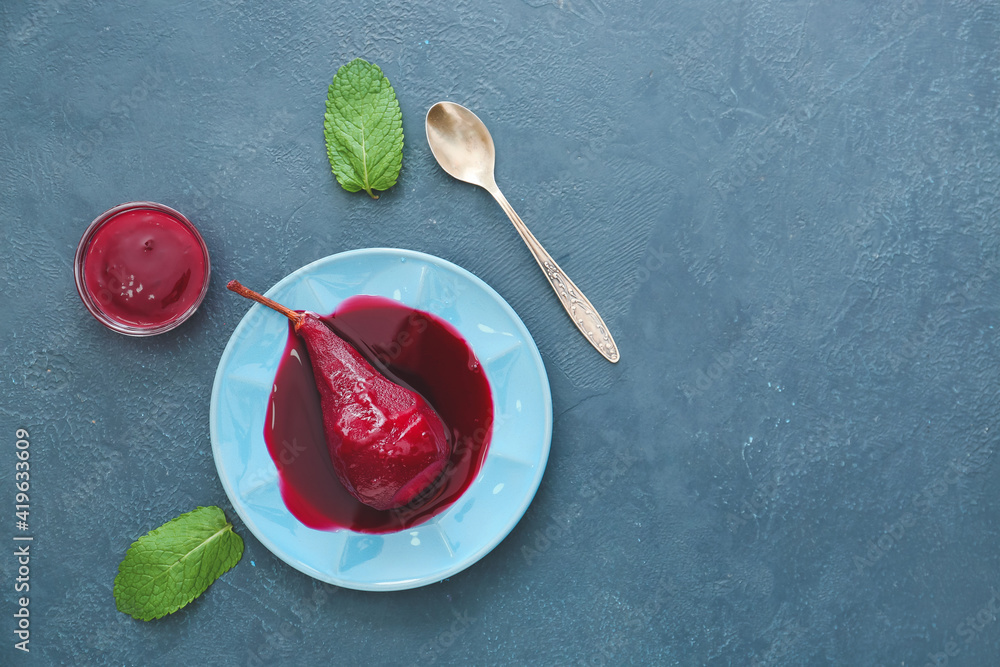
(113, 506), (244, 621)
(324, 58), (404, 199)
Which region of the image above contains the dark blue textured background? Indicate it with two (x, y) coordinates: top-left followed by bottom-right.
(2, 1), (999, 664)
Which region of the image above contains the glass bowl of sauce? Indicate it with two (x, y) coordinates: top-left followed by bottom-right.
(74, 201), (210, 336)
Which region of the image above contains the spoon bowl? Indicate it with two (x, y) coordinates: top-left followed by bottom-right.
(425, 102), (619, 363)
(425, 102), (497, 188)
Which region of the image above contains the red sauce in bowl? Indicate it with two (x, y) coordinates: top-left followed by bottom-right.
(75, 202), (210, 335)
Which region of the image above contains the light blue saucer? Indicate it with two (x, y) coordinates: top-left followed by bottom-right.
(210, 248), (552, 591)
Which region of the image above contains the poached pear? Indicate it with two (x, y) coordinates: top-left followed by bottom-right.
(228, 280), (452, 510)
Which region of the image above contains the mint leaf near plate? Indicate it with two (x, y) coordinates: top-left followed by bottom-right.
(113, 506), (244, 621)
(324, 58), (404, 199)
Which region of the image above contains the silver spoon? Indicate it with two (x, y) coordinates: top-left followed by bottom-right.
(425, 101), (620, 363)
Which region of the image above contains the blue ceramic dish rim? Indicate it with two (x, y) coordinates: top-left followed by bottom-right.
(209, 247), (553, 591)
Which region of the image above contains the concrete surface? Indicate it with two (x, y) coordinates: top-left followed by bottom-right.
(1, 0), (999, 664)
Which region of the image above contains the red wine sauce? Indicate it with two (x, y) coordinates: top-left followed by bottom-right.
(82, 208), (207, 327)
(264, 295), (494, 533)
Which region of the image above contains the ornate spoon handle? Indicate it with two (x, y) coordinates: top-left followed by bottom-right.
(488, 185), (620, 363)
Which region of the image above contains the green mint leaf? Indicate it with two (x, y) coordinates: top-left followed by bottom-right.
(324, 58), (404, 199)
(113, 506), (244, 621)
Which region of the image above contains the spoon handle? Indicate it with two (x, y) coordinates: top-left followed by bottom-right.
(488, 187), (620, 363)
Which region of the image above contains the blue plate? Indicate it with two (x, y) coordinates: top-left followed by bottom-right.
(210, 248), (552, 591)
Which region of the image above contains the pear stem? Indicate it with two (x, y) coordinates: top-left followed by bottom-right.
(227, 280), (304, 326)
